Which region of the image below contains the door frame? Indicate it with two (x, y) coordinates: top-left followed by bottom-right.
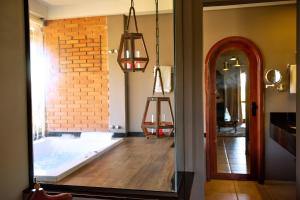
(205, 36), (264, 182)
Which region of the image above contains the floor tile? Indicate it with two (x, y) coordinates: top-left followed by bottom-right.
(263, 182), (296, 200)
(205, 193), (238, 200)
(205, 180), (236, 193)
(234, 181), (270, 200)
(205, 180), (296, 200)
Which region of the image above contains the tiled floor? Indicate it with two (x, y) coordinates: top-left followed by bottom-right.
(217, 137), (250, 174)
(205, 180), (296, 200)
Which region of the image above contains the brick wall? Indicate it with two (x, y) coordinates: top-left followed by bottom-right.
(44, 16), (109, 132)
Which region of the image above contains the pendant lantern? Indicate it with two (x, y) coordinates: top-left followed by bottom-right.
(141, 96), (174, 138)
(141, 0), (174, 138)
(117, 0), (149, 72)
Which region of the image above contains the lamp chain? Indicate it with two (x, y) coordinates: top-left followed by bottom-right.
(155, 0), (159, 67)
(152, 0), (165, 96)
(125, 0), (139, 33)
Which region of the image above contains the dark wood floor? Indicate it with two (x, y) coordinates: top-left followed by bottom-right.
(58, 137), (175, 192)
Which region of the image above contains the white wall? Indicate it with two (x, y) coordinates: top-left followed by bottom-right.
(0, 0), (29, 199)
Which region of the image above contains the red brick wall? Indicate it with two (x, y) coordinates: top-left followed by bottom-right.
(44, 16), (108, 132)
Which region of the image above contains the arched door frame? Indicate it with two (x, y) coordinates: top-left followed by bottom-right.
(205, 36), (264, 182)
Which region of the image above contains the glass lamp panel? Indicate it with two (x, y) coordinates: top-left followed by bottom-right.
(145, 101), (157, 124)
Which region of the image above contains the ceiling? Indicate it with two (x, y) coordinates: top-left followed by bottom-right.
(39, 0), (121, 6)
(32, 0), (295, 19)
(34, 0), (173, 19)
(39, 0), (294, 7)
(203, 0), (293, 6)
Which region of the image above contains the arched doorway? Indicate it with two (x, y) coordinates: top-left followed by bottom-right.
(205, 36), (264, 182)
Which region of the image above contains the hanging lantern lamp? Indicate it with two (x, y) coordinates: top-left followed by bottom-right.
(141, 97), (174, 138)
(141, 0), (174, 139)
(117, 0), (149, 72)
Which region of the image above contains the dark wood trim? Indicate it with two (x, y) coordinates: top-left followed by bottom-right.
(24, 186), (177, 200)
(23, 172), (194, 200)
(205, 36), (264, 182)
(203, 0), (295, 7)
(23, 0), (34, 190)
(23, 0), (193, 199)
(177, 172), (194, 200)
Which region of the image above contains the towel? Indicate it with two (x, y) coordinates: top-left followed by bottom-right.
(290, 64), (296, 93)
(154, 66), (172, 93)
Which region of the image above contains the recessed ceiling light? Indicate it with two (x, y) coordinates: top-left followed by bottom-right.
(229, 56), (237, 61)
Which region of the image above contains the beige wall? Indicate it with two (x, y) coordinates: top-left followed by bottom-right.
(0, 0), (29, 199)
(107, 15), (128, 133)
(128, 14), (174, 132)
(204, 5), (296, 180)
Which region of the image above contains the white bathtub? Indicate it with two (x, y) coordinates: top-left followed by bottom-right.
(33, 132), (123, 182)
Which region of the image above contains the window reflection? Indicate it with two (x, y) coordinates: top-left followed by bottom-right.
(28, 0), (177, 192)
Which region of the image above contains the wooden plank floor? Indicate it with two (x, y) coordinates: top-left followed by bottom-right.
(58, 137), (175, 192)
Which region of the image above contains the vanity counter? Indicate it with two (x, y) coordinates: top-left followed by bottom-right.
(270, 112), (296, 156)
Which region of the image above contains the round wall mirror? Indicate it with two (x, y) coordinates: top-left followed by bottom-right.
(265, 69), (282, 84)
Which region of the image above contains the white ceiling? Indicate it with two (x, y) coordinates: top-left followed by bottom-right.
(39, 0), (123, 6)
(33, 0), (173, 19)
(31, 0), (295, 20)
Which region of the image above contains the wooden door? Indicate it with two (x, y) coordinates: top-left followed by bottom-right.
(205, 36), (264, 182)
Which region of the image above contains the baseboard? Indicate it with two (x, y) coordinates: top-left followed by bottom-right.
(112, 132), (127, 138)
(47, 132), (81, 137)
(112, 132), (145, 138)
(128, 132), (145, 137)
(47, 132), (140, 139)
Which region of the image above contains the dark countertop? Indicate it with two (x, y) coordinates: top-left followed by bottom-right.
(270, 112), (296, 156)
(270, 112), (296, 133)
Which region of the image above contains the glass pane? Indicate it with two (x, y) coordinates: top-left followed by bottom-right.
(28, 0), (178, 192)
(215, 50), (250, 174)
